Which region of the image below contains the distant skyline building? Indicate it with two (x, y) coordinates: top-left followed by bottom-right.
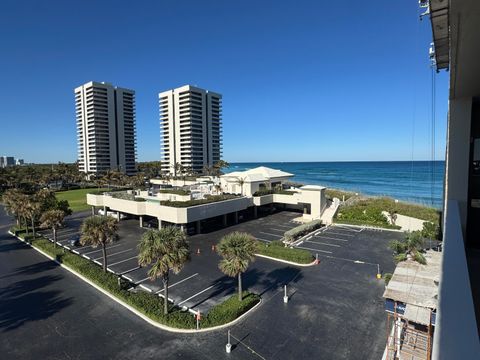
(159, 85), (222, 175)
(75, 81), (137, 175)
(0, 156), (15, 168)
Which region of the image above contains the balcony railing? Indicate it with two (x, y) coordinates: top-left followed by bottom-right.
(432, 200), (480, 359)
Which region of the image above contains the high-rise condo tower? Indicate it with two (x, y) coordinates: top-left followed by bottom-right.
(159, 85), (222, 175)
(75, 81), (136, 175)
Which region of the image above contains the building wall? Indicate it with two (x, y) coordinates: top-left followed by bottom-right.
(75, 81), (136, 176)
(443, 97), (472, 236)
(159, 85), (222, 175)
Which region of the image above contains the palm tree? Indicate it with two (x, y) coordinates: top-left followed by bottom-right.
(217, 232), (257, 301)
(390, 231), (426, 264)
(213, 160), (230, 176)
(235, 177), (246, 196)
(2, 189), (25, 226)
(138, 227), (189, 314)
(40, 209), (66, 248)
(80, 216), (118, 272)
(25, 197), (42, 240)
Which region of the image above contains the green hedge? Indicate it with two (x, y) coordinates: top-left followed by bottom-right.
(284, 219), (323, 243)
(203, 292), (260, 327)
(158, 189), (191, 196)
(256, 241), (314, 264)
(110, 191), (146, 202)
(335, 197), (440, 227)
(253, 189), (296, 196)
(12, 229), (259, 329)
(160, 194), (239, 208)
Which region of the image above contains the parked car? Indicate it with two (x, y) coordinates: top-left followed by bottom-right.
(69, 234), (80, 247)
(97, 209), (127, 220)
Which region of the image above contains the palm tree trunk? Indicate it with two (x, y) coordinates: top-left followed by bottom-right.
(163, 276), (169, 314)
(24, 217), (29, 235)
(102, 243), (107, 272)
(238, 273), (243, 301)
(53, 227), (57, 248)
(31, 217), (36, 240)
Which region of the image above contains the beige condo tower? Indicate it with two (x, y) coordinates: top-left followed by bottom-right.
(75, 81), (137, 175)
(159, 85), (222, 176)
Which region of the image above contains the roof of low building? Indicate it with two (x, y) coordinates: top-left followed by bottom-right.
(383, 250), (442, 310)
(300, 185), (326, 191)
(222, 166), (294, 182)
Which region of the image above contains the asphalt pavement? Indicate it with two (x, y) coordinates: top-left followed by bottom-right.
(1, 205), (401, 359)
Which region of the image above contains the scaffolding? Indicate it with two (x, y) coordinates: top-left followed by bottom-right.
(383, 250), (441, 360)
(385, 305), (433, 360)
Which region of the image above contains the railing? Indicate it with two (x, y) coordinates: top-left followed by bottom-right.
(432, 200), (480, 359)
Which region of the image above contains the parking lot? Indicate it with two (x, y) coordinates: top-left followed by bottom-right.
(38, 210), (303, 314)
(38, 210), (401, 315)
(34, 208), (403, 358)
(293, 224), (401, 276)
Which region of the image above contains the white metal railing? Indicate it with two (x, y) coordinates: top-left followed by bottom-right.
(432, 200), (480, 359)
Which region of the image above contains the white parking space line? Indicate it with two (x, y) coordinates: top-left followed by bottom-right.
(120, 266), (141, 275)
(259, 231), (283, 238)
(135, 276), (152, 284)
(177, 283), (219, 306)
(305, 240), (340, 247)
(270, 224), (293, 230)
(83, 243), (124, 255)
(268, 228), (287, 233)
(109, 255), (138, 267)
(324, 231), (354, 237)
(314, 235), (349, 242)
(256, 237), (272, 243)
(93, 248), (134, 260)
(155, 273), (199, 294)
(296, 246), (332, 254)
(334, 226), (364, 233)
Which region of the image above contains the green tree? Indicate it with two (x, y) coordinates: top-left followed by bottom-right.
(138, 227), (190, 314)
(217, 232), (257, 301)
(421, 221), (440, 240)
(390, 231), (426, 264)
(2, 189), (26, 226)
(213, 160), (230, 176)
(40, 209), (66, 248)
(25, 196), (42, 240)
(80, 216), (118, 272)
(235, 177), (246, 196)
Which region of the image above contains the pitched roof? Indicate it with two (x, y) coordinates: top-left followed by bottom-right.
(222, 166), (294, 182)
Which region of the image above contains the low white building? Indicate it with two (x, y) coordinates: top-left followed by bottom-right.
(220, 166), (294, 196)
(87, 166), (328, 233)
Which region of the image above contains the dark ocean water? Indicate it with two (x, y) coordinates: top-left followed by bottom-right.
(225, 161), (445, 208)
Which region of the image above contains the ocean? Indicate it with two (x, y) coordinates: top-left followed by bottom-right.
(225, 161), (445, 209)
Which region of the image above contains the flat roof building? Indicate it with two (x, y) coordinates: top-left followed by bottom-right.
(75, 81), (137, 176)
(159, 85), (222, 176)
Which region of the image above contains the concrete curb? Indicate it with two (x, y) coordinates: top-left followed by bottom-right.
(333, 223), (404, 233)
(255, 253), (317, 267)
(289, 225), (328, 247)
(8, 231), (262, 334)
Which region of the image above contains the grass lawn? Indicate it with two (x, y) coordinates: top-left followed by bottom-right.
(56, 188), (108, 212)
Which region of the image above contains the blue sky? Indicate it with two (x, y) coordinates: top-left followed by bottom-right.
(0, 0), (448, 163)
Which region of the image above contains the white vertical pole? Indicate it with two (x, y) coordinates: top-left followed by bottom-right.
(226, 330), (232, 353)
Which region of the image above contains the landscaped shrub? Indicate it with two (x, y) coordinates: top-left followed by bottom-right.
(335, 197), (440, 228)
(256, 241), (313, 264)
(12, 229), (257, 330)
(284, 219), (323, 243)
(110, 191), (146, 202)
(158, 189), (191, 196)
(253, 189), (296, 197)
(161, 194), (239, 208)
(202, 292), (260, 327)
